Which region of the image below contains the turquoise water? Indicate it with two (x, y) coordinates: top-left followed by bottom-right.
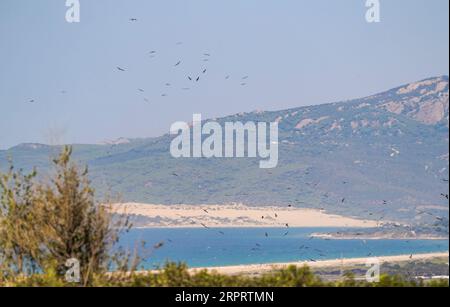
(119, 228), (449, 269)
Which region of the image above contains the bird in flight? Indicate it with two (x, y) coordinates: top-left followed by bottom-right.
(129, 18), (138, 22)
(202, 69), (207, 74)
(174, 61), (181, 67)
(153, 242), (164, 249)
(28, 99), (35, 103)
(196, 77), (200, 82)
(138, 88), (145, 92)
(441, 193), (449, 200)
(116, 67), (126, 72)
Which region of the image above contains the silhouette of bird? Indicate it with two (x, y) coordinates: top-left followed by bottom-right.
(138, 88), (145, 92)
(202, 69), (207, 74)
(441, 193), (449, 200)
(153, 242), (164, 249)
(129, 18), (138, 22)
(174, 61), (181, 66)
(196, 77), (200, 82)
(116, 66), (126, 72)
(203, 209), (209, 214)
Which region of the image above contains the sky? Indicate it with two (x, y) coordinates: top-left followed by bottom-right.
(0, 0), (448, 149)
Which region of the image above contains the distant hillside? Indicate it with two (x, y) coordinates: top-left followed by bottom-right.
(1, 76), (449, 224)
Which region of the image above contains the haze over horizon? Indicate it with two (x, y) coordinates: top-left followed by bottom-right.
(1, 0), (449, 149)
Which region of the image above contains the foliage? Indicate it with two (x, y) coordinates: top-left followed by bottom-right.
(1, 262), (448, 287)
(0, 146), (131, 286)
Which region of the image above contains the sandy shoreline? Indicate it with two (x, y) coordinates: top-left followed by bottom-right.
(110, 203), (379, 228)
(189, 252), (450, 275)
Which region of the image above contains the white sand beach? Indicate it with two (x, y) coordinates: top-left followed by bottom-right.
(189, 252), (449, 275)
(110, 203), (379, 228)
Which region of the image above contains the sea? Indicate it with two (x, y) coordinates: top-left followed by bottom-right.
(118, 227), (449, 269)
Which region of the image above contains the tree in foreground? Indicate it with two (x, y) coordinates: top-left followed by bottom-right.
(0, 146), (132, 286)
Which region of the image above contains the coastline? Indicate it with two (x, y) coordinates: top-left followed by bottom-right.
(311, 233), (448, 241)
(110, 203), (380, 228)
(189, 252), (450, 275)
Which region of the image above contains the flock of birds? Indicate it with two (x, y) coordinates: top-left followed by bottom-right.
(23, 17), (449, 271)
(27, 18), (250, 105)
(115, 50), (249, 104)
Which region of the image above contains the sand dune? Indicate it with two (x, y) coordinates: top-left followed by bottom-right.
(110, 203), (379, 228)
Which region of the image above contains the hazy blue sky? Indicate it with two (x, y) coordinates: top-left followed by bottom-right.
(0, 0), (448, 149)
